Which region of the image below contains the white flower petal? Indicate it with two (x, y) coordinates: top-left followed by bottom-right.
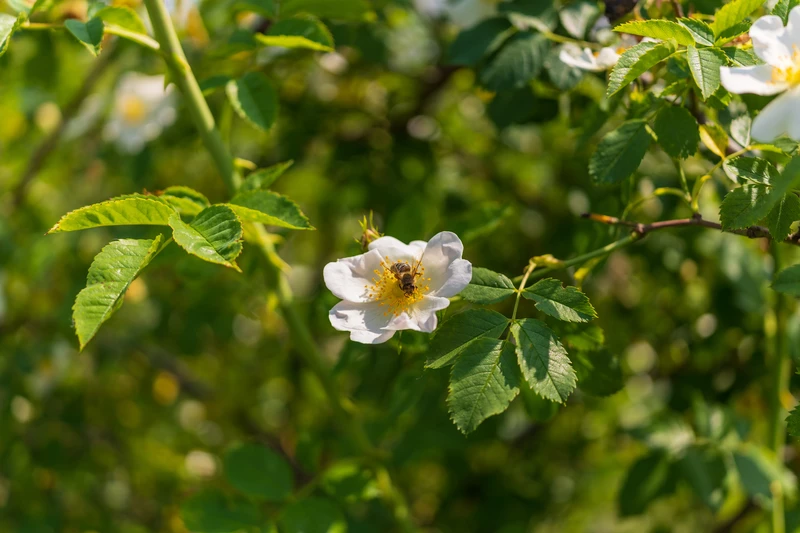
(750, 14), (794, 67)
(595, 47), (621, 69)
(329, 300), (392, 332)
(323, 249), (384, 302)
(751, 88), (800, 142)
(385, 295), (450, 333)
(368, 236), (419, 263)
(720, 64), (788, 95)
(420, 231), (471, 296)
(349, 328), (396, 344)
(787, 6), (800, 48)
(559, 44), (605, 72)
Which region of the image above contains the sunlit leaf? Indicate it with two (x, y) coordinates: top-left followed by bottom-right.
(169, 206), (244, 270)
(48, 195), (176, 233)
(459, 267), (516, 304)
(614, 19), (695, 45)
(523, 278), (597, 322)
(255, 16), (334, 52)
(228, 190), (314, 230)
(510, 319), (576, 403)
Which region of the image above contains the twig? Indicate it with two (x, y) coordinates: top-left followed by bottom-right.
(12, 40), (117, 207)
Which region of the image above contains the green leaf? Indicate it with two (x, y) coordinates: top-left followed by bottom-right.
(157, 186), (210, 216)
(723, 47), (762, 67)
(677, 447), (728, 512)
(280, 0), (371, 20)
(720, 157), (800, 230)
(446, 17), (513, 67)
(522, 278), (596, 322)
(607, 41), (676, 97)
(677, 18), (715, 46)
(0, 13), (22, 57)
(224, 443), (294, 501)
(712, 0), (764, 37)
(48, 195), (176, 233)
(497, 0), (558, 30)
(723, 157), (779, 184)
(73, 237), (164, 350)
(279, 497), (346, 533)
(169, 205), (244, 270)
(653, 105), (700, 159)
(788, 405), (800, 437)
(573, 349), (623, 397)
(687, 45), (727, 100)
(613, 20), (695, 46)
(773, 264), (800, 295)
(699, 123), (729, 157)
(545, 47), (583, 91)
(478, 31), (548, 91)
(459, 267), (516, 304)
(181, 489), (262, 533)
(619, 451), (677, 516)
(560, 322), (605, 352)
(255, 16), (334, 52)
(589, 119), (652, 185)
(559, 0), (601, 39)
(241, 161), (294, 192)
(228, 190), (314, 230)
(232, 0), (276, 17)
(94, 6), (147, 35)
(226, 72), (278, 132)
(425, 309), (510, 369)
(321, 461), (380, 503)
(733, 445), (796, 504)
(447, 338), (520, 434)
(766, 193), (800, 240)
(65, 17), (105, 56)
(773, 0), (800, 23)
(510, 319), (576, 403)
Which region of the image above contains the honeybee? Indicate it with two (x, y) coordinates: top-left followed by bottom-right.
(389, 253), (425, 297)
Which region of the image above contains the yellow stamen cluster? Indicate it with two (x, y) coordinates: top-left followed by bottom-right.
(772, 47), (800, 85)
(120, 95), (147, 125)
(364, 257), (431, 317)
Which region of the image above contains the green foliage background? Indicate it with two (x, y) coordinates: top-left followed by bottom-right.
(3, 0), (800, 531)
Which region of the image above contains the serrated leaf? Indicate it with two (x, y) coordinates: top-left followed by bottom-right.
(607, 41), (676, 97)
(510, 319), (577, 403)
(255, 16), (334, 51)
(447, 338), (520, 434)
(181, 489), (262, 533)
(572, 349), (623, 397)
(224, 444), (294, 501)
(720, 157), (800, 230)
(545, 47), (583, 91)
(48, 195), (176, 233)
(773, 264), (800, 295)
(446, 17), (513, 66)
(425, 309), (510, 369)
(280, 0), (371, 20)
(228, 190), (313, 230)
(773, 0), (800, 24)
(723, 157), (778, 184)
(712, 0), (764, 37)
(94, 6), (146, 35)
(0, 13), (22, 57)
(226, 72), (278, 132)
(478, 31), (548, 91)
(723, 47), (762, 67)
(653, 106), (700, 159)
(169, 205), (243, 270)
(589, 119), (652, 185)
(157, 186), (210, 216)
(459, 267), (516, 304)
(241, 161), (294, 192)
(614, 20), (694, 46)
(279, 497), (346, 533)
(766, 193), (800, 239)
(65, 17), (104, 56)
(788, 405), (800, 436)
(619, 451), (677, 517)
(687, 45), (727, 100)
(559, 0), (601, 39)
(678, 18), (715, 46)
(522, 278), (596, 322)
(73, 236), (164, 349)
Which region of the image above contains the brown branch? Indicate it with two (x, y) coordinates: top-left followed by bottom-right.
(581, 212), (800, 246)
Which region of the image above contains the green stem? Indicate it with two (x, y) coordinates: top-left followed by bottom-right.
(511, 262), (535, 322)
(142, 0), (239, 194)
(768, 245), (790, 533)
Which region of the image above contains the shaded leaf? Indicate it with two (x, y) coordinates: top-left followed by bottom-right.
(425, 309), (510, 369)
(653, 105), (700, 159)
(522, 278), (596, 322)
(226, 72), (278, 132)
(677, 447), (728, 512)
(241, 160), (294, 192)
(73, 237), (164, 349)
(589, 119), (652, 185)
(0, 13), (23, 57)
(478, 31), (548, 91)
(228, 190), (314, 230)
(65, 17), (104, 56)
(224, 444), (294, 501)
(510, 319), (577, 403)
(773, 264), (800, 296)
(169, 206), (244, 270)
(447, 338), (520, 434)
(180, 489), (261, 533)
(788, 405), (800, 437)
(687, 45), (727, 100)
(459, 267), (516, 304)
(720, 157), (800, 230)
(619, 451), (677, 516)
(572, 349), (623, 397)
(280, 0), (371, 20)
(446, 17), (513, 66)
(766, 193), (800, 240)
(607, 41), (677, 97)
(733, 445), (797, 504)
(559, 0), (601, 39)
(279, 497), (346, 533)
(48, 195), (175, 233)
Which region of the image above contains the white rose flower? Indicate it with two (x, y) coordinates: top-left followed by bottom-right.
(721, 6), (800, 141)
(324, 231), (472, 344)
(103, 73), (177, 154)
(559, 43), (622, 72)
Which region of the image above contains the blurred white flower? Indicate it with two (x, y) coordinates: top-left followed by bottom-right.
(413, 0), (495, 28)
(324, 232), (472, 344)
(559, 44), (621, 72)
(721, 6), (800, 141)
(103, 73), (177, 154)
(165, 0), (196, 28)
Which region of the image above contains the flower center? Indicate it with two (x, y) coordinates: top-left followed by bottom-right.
(365, 257), (431, 317)
(120, 95), (147, 125)
(772, 47), (800, 86)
